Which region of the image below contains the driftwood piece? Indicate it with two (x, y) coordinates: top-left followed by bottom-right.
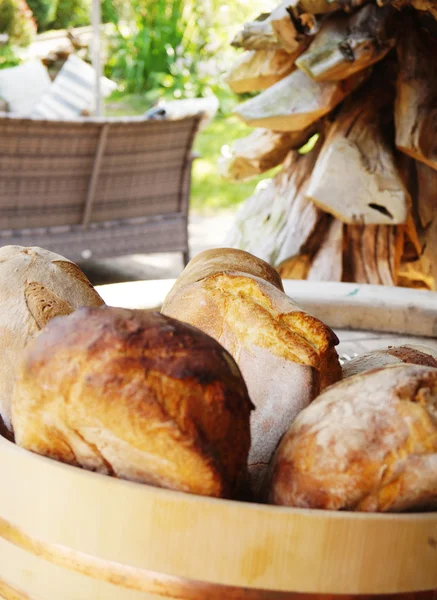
(226, 50), (296, 94)
(401, 211), (423, 262)
(393, 0), (437, 19)
(234, 68), (366, 132)
(395, 23), (437, 171)
(415, 159), (437, 230)
(274, 152), (327, 265)
(306, 72), (409, 225)
(307, 218), (344, 281)
(398, 256), (435, 290)
(224, 144), (324, 266)
(419, 168), (437, 290)
(231, 2), (312, 54)
(375, 226), (395, 285)
(332, 0), (372, 9)
(295, 5), (395, 81)
(219, 127), (315, 182)
(344, 225), (403, 285)
(297, 0), (341, 12)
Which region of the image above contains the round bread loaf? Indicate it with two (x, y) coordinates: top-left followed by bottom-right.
(269, 364), (437, 512)
(12, 308), (253, 498)
(343, 344), (437, 378)
(0, 245), (104, 431)
(161, 248), (341, 494)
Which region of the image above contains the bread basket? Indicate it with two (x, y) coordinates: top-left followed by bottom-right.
(1, 280), (436, 600)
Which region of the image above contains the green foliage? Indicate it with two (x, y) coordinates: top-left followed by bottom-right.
(50, 0), (90, 29)
(0, 43), (20, 69)
(191, 116), (277, 212)
(104, 0), (271, 102)
(0, 0), (36, 46)
(26, 0), (57, 30)
(105, 0), (195, 96)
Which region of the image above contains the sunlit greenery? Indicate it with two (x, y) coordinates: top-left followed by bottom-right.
(0, 0), (36, 46)
(103, 0), (271, 101)
(26, 0), (56, 30)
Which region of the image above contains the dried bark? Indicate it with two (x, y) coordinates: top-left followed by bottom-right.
(344, 225), (403, 284)
(398, 256), (435, 290)
(224, 143), (325, 266)
(393, 0), (437, 19)
(401, 212), (423, 262)
(415, 160), (437, 230)
(307, 218), (344, 281)
(219, 127), (316, 182)
(306, 71), (409, 225)
(296, 5), (396, 81)
(395, 23), (437, 170)
(297, 0), (341, 12)
(235, 68), (367, 131)
(226, 49), (296, 94)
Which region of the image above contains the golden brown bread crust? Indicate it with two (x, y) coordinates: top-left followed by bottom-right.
(343, 344), (437, 378)
(11, 308), (253, 498)
(164, 247), (284, 308)
(269, 364), (437, 512)
(161, 248), (341, 494)
(385, 345), (437, 367)
(0, 245), (104, 432)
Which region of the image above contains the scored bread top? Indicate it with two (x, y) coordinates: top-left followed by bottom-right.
(165, 248), (284, 303)
(0, 245), (104, 431)
(162, 248), (339, 371)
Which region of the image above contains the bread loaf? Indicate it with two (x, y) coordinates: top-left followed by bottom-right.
(0, 245), (104, 432)
(269, 364), (437, 512)
(12, 308), (253, 498)
(343, 344), (437, 378)
(161, 248), (341, 493)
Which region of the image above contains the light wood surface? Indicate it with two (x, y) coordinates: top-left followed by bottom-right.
(1, 281), (437, 600)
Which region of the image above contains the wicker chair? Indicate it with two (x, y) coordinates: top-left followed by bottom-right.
(0, 113), (201, 264)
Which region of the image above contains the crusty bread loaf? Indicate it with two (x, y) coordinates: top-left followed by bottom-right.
(269, 364), (437, 512)
(12, 308), (253, 498)
(0, 245), (104, 431)
(161, 248), (341, 493)
(343, 344), (437, 378)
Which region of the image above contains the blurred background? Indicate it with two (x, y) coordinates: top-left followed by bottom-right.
(0, 0), (276, 214)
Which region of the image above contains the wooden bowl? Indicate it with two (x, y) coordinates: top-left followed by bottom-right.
(1, 281), (437, 600)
